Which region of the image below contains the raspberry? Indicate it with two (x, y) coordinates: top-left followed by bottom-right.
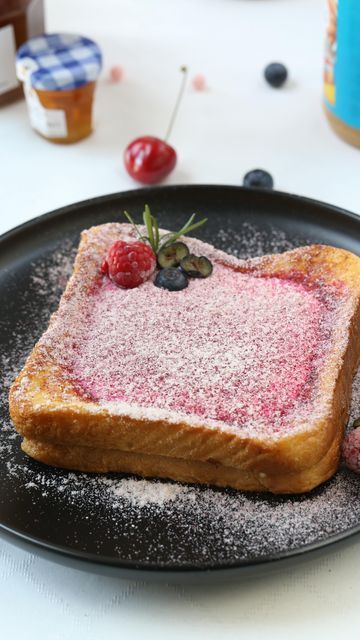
(343, 428), (360, 473)
(101, 240), (156, 288)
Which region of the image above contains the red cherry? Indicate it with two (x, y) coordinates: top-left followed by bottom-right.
(124, 136), (177, 185)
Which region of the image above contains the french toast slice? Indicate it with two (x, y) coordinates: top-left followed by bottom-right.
(9, 223), (360, 493)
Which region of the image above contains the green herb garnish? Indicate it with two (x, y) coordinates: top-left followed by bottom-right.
(123, 205), (207, 254)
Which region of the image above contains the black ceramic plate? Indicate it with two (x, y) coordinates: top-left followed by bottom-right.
(1, 185), (360, 583)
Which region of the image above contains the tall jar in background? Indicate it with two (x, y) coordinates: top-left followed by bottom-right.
(324, 0), (360, 147)
(0, 0), (44, 106)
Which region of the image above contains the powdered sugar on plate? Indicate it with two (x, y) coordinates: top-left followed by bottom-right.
(1, 222), (360, 568)
(102, 477), (184, 508)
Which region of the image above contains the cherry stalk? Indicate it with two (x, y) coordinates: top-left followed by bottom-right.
(124, 66), (188, 185)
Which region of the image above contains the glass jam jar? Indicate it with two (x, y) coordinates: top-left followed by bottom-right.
(16, 33), (102, 143)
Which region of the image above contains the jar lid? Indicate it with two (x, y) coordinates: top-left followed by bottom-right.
(16, 33), (102, 91)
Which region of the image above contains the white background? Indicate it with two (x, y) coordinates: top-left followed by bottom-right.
(1, 0), (360, 638)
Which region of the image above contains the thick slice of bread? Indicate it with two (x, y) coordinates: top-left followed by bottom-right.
(21, 432), (343, 493)
(9, 223), (360, 493)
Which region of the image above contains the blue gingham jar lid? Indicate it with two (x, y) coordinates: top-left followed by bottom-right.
(16, 33), (102, 91)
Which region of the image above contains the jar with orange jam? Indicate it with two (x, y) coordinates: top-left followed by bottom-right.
(16, 33), (102, 143)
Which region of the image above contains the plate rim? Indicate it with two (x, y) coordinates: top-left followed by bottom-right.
(1, 497), (360, 574)
(1, 184), (360, 245)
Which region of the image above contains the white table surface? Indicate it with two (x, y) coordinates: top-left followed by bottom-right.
(1, 0), (360, 637)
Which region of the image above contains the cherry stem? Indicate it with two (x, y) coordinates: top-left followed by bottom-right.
(164, 65), (188, 142)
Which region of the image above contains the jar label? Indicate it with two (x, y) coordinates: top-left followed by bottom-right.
(324, 0), (360, 129)
(0, 25), (19, 96)
(24, 85), (67, 138)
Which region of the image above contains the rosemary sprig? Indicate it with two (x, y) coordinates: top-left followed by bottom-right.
(153, 214), (160, 250)
(123, 205), (207, 254)
(123, 210), (146, 242)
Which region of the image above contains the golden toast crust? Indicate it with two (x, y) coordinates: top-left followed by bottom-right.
(21, 431), (342, 494)
(9, 224), (360, 493)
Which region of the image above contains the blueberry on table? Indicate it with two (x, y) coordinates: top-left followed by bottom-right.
(264, 63), (288, 88)
(157, 242), (189, 268)
(154, 267), (189, 291)
(243, 169), (274, 190)
(180, 254), (213, 278)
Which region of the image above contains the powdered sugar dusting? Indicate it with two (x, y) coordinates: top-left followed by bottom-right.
(28, 223), (353, 440)
(214, 222), (296, 259)
(73, 270), (326, 433)
(30, 241), (75, 304)
(1, 221), (360, 568)
(105, 477), (183, 507)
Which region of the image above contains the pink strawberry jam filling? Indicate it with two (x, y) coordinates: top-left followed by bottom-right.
(65, 263), (337, 434)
